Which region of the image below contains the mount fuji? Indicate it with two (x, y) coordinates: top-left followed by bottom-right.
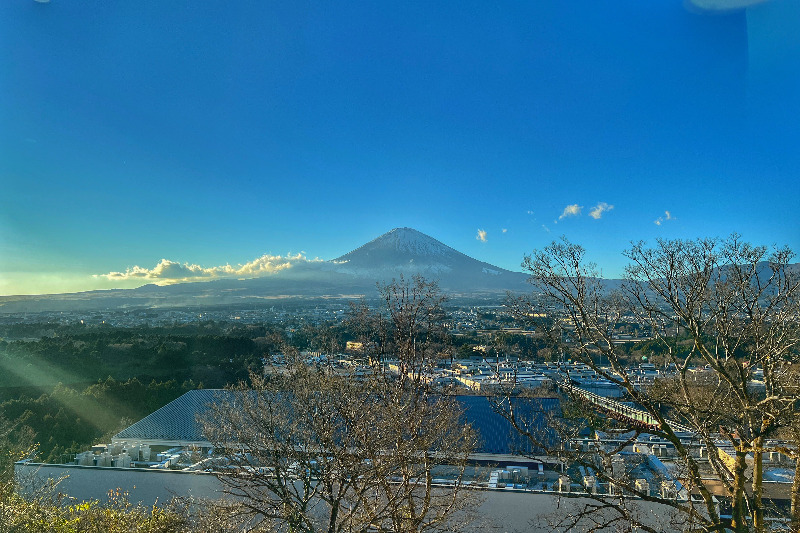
(0, 228), (531, 312)
(327, 227), (528, 291)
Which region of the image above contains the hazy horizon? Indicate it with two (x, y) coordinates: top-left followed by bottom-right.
(2, 1), (799, 296)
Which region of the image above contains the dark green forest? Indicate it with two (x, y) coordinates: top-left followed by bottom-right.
(0, 321), (289, 462)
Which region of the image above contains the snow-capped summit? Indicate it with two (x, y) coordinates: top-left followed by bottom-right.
(335, 228), (463, 264)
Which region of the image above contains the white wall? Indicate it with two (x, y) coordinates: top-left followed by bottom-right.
(15, 461), (224, 506)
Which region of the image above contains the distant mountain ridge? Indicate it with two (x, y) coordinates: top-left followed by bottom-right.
(0, 228), (531, 313)
(2, 229), (798, 314)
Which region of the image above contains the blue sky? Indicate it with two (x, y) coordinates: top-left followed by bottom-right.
(1, 0), (799, 295)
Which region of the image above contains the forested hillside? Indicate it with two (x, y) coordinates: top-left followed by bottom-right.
(0, 321), (288, 463)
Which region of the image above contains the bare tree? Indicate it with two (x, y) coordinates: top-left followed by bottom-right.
(203, 276), (477, 533)
(498, 235), (800, 533)
(348, 275), (451, 383)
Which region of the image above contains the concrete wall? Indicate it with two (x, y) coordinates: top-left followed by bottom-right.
(15, 461), (224, 506)
(15, 461), (686, 532)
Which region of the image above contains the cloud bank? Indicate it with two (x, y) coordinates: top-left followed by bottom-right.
(99, 253), (318, 285)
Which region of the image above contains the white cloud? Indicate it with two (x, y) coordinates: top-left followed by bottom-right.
(558, 204), (583, 220)
(476, 229), (488, 242)
(589, 202), (614, 220)
(542, 224), (551, 233)
(526, 210), (535, 216)
(501, 228), (508, 233)
(654, 210), (674, 226)
(99, 253), (317, 285)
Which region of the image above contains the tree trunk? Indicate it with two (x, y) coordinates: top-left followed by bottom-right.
(751, 436), (764, 533)
(731, 449), (749, 533)
(792, 455), (800, 532)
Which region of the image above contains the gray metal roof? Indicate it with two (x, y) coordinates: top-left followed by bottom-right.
(113, 389), (560, 454)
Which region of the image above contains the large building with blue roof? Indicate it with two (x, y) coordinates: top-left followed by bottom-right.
(114, 390), (560, 456)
